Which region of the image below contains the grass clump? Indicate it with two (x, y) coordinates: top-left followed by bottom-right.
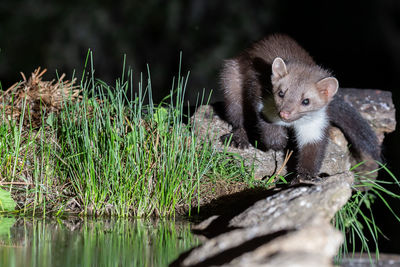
(334, 162), (400, 263)
(0, 54), (250, 217)
(57, 64), (215, 217)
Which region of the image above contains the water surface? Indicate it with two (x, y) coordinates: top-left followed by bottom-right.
(0, 216), (199, 267)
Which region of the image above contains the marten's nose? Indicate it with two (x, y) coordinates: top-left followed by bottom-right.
(279, 110), (291, 120)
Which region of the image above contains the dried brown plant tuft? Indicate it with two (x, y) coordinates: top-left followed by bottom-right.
(0, 67), (80, 127)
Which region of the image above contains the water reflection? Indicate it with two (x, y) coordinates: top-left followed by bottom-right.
(0, 216), (199, 267)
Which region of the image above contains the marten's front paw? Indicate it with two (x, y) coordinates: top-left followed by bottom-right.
(290, 174), (310, 185)
(290, 174), (323, 185)
(220, 128), (250, 149)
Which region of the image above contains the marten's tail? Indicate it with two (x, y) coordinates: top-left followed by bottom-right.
(328, 96), (382, 163)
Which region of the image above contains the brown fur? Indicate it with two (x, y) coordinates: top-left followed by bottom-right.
(220, 34), (379, 180)
(295, 128), (329, 178)
(220, 34), (334, 179)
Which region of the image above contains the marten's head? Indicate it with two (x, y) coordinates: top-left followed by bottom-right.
(270, 57), (338, 123)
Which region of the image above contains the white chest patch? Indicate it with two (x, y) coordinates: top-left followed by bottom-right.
(292, 107), (328, 147)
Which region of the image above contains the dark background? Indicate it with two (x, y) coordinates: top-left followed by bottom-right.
(1, 0), (399, 253)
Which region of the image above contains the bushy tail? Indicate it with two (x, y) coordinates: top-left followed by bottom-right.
(328, 96), (381, 162)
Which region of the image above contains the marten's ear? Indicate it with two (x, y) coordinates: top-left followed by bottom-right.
(272, 57), (288, 78)
(316, 77), (338, 100)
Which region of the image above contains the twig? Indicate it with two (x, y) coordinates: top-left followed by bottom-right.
(0, 181), (33, 186)
(272, 150), (293, 182)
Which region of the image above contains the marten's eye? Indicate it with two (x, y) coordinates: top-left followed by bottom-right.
(302, 98), (310, 106)
(278, 90), (285, 98)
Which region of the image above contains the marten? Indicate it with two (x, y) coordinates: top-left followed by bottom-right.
(220, 34), (381, 181)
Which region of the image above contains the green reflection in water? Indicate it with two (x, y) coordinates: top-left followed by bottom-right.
(0, 217), (199, 267)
